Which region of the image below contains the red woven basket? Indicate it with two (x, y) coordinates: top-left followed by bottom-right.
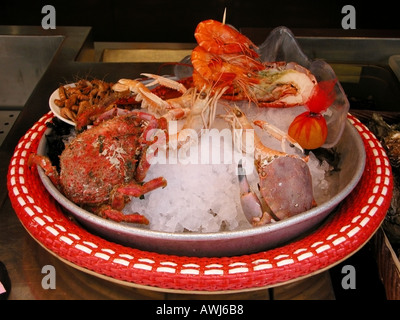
(7, 112), (393, 292)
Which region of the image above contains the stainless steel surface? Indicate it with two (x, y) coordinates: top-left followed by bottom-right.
(241, 28), (400, 64)
(93, 42), (195, 63)
(0, 110), (19, 146)
(0, 35), (63, 109)
(298, 37), (400, 64)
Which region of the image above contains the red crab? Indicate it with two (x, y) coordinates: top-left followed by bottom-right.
(29, 111), (168, 224)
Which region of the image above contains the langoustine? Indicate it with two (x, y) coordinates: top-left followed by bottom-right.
(112, 74), (228, 148)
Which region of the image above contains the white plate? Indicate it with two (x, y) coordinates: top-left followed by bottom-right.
(48, 83), (76, 126)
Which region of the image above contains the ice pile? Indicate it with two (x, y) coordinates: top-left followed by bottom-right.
(126, 160), (249, 233)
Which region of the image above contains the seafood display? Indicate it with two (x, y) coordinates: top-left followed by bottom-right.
(52, 20), (338, 151)
(41, 18), (347, 231)
(29, 112), (167, 224)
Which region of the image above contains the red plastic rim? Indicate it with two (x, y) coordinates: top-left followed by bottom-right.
(7, 112), (393, 292)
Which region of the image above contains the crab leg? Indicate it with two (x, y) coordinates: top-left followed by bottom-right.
(100, 207), (150, 224)
(117, 177), (167, 198)
(238, 160), (277, 225)
(104, 177), (167, 224)
(28, 154), (60, 187)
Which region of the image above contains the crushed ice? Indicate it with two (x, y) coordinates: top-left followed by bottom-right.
(123, 102), (337, 233)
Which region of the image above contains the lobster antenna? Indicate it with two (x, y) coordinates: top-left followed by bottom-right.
(222, 7), (227, 24)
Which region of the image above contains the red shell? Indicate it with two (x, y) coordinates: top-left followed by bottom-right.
(60, 116), (143, 205)
(306, 79), (337, 113)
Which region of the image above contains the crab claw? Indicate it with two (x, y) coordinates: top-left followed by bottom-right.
(238, 160), (276, 226)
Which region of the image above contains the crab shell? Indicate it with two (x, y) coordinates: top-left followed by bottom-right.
(258, 156), (315, 220)
(59, 115), (153, 207)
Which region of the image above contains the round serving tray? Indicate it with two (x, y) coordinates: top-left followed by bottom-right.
(7, 112), (393, 292)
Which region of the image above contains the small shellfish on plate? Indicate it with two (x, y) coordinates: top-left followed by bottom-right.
(49, 84), (76, 126)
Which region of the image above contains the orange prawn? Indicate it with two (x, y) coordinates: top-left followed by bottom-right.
(194, 19), (259, 58)
(191, 45), (261, 102)
(191, 20), (318, 110)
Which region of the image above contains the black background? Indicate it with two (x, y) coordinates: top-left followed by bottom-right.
(1, 0), (398, 42)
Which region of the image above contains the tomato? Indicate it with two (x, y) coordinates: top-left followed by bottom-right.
(288, 112), (328, 150)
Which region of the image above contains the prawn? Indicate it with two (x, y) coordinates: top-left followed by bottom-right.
(191, 20), (318, 110)
(194, 19), (259, 58)
(191, 45), (261, 102)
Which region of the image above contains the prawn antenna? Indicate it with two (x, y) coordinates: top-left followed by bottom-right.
(222, 7), (227, 25)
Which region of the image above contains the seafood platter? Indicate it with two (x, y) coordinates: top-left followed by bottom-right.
(8, 20), (393, 291)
